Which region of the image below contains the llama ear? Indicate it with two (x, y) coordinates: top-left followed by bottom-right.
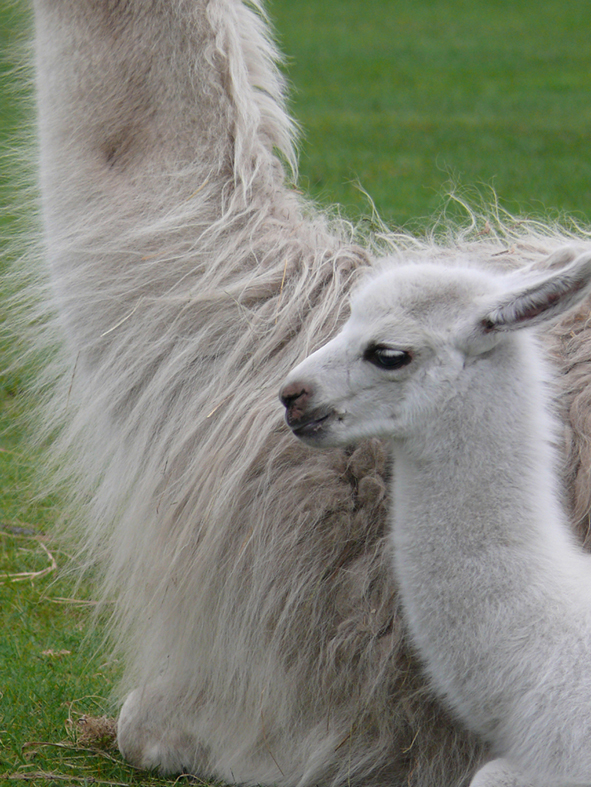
(479, 250), (591, 335)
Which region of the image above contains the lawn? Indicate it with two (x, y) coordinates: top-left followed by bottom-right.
(1, 0), (590, 784)
(273, 0), (591, 226)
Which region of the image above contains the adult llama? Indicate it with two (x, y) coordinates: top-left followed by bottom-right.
(30, 0), (591, 785)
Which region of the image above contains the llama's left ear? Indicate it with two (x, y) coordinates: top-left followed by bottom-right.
(480, 250), (591, 335)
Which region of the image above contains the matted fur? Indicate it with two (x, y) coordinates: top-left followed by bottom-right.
(24, 1), (591, 786)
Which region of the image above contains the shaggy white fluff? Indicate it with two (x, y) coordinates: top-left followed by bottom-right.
(282, 252), (591, 787)
(26, 0), (591, 785)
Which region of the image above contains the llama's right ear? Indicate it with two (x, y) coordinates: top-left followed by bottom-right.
(477, 250), (591, 338)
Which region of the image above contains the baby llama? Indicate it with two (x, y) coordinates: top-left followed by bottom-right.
(281, 251), (591, 787)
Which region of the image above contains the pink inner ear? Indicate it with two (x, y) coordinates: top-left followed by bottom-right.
(514, 290), (562, 322)
(486, 285), (570, 332)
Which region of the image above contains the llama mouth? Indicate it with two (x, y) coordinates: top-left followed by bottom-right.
(289, 409), (335, 439)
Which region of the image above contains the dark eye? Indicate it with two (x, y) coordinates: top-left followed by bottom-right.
(363, 344), (413, 370)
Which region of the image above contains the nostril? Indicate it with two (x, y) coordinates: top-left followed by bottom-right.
(279, 381), (313, 424)
(280, 381), (313, 409)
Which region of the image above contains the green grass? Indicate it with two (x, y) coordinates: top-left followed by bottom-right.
(1, 0), (591, 784)
(272, 0), (591, 226)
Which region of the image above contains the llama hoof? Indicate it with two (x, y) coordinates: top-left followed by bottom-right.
(117, 688), (203, 775)
(469, 759), (534, 787)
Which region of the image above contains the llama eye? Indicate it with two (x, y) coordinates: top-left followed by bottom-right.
(363, 345), (413, 370)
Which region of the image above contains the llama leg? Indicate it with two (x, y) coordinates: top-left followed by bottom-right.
(469, 759), (534, 787)
(117, 688), (180, 773)
(117, 686), (210, 776)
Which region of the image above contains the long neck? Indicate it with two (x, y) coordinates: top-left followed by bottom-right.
(34, 0), (295, 222)
(33, 0), (299, 351)
(390, 337), (582, 736)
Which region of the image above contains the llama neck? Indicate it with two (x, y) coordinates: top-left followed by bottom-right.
(34, 0), (295, 244)
(390, 338), (584, 735)
(393, 339), (567, 553)
(33, 0), (306, 359)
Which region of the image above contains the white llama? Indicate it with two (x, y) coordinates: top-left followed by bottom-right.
(28, 0), (591, 785)
(281, 252), (591, 787)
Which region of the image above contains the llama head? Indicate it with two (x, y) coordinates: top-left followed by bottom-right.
(280, 250), (591, 448)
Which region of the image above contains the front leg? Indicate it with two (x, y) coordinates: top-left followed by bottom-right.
(117, 685), (210, 776)
(469, 759), (534, 787)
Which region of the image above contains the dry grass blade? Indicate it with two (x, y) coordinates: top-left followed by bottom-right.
(8, 772), (129, 785)
(0, 541), (57, 582)
(22, 740), (122, 767)
(48, 597), (100, 606)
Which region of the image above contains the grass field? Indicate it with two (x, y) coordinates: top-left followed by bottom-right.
(1, 0), (591, 784)
(273, 0), (591, 226)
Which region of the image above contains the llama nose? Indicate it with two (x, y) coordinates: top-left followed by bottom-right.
(280, 381), (313, 426)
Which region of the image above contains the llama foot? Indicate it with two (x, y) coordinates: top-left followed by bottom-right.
(469, 759), (534, 787)
(117, 688), (209, 775)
